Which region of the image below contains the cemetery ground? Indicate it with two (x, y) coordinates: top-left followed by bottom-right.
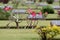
(0, 29), (60, 40)
(0, 20), (60, 40)
(0, 1), (60, 40)
(0, 29), (39, 40)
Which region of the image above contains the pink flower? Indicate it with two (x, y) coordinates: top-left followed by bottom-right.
(38, 11), (42, 15)
(4, 6), (12, 11)
(45, 12), (48, 15)
(31, 11), (36, 17)
(27, 9), (33, 13)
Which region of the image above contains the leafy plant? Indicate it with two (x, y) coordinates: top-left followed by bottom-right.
(41, 6), (54, 14)
(35, 25), (60, 40)
(0, 8), (10, 19)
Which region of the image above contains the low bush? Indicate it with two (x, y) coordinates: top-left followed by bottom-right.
(35, 25), (60, 40)
(0, 8), (10, 19)
(41, 6), (54, 14)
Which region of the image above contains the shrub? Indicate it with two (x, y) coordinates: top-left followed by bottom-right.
(46, 0), (54, 4)
(41, 6), (54, 14)
(0, 8), (10, 19)
(35, 25), (60, 40)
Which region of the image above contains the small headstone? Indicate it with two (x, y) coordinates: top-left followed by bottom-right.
(52, 6), (60, 10)
(36, 3), (48, 6)
(12, 9), (26, 14)
(25, 1), (34, 4)
(36, 14), (43, 19)
(51, 20), (60, 26)
(28, 14), (43, 19)
(28, 14), (36, 19)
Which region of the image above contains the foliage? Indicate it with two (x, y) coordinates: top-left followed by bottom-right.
(46, 0), (54, 4)
(36, 25), (60, 40)
(0, 8), (10, 19)
(41, 6), (54, 14)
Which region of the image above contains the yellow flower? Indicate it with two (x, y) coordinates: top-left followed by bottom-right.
(47, 27), (51, 30)
(52, 24), (58, 30)
(42, 28), (47, 31)
(47, 34), (52, 38)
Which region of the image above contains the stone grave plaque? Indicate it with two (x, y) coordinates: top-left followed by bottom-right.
(36, 14), (43, 19)
(52, 6), (60, 10)
(28, 14), (43, 20)
(36, 3), (48, 6)
(12, 9), (26, 14)
(25, 1), (34, 4)
(50, 20), (60, 26)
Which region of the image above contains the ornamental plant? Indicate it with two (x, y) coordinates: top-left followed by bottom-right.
(35, 25), (60, 40)
(0, 8), (10, 19)
(41, 6), (54, 14)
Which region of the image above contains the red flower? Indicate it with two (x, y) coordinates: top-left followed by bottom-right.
(4, 6), (12, 11)
(31, 11), (36, 17)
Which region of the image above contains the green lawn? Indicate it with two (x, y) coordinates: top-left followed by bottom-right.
(0, 20), (50, 27)
(0, 1), (60, 40)
(0, 29), (60, 40)
(0, 29), (39, 40)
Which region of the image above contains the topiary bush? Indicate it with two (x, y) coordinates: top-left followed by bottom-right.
(41, 6), (54, 14)
(46, 0), (54, 4)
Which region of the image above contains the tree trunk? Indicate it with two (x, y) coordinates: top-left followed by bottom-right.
(42, 32), (47, 40)
(15, 21), (19, 29)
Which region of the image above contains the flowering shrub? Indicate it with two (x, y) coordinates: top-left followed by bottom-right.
(35, 25), (60, 40)
(0, 7), (11, 19)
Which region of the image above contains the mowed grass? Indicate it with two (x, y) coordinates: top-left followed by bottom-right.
(0, 20), (50, 27)
(0, 29), (60, 40)
(0, 29), (39, 40)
